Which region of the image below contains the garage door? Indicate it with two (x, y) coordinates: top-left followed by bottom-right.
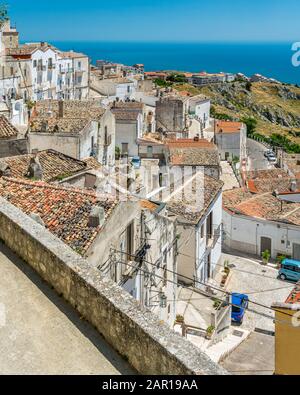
(293, 244), (300, 261)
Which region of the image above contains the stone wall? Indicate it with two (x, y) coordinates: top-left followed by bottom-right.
(0, 138), (28, 158)
(0, 197), (227, 375)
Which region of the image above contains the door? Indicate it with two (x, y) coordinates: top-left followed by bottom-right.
(261, 237), (272, 255)
(293, 243), (300, 261)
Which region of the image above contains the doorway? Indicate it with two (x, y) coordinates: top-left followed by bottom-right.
(261, 237), (272, 256)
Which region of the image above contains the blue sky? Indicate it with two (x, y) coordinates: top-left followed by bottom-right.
(8, 0), (300, 42)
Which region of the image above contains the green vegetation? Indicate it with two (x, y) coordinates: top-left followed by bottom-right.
(115, 146), (121, 160)
(240, 116), (257, 136)
(211, 105), (234, 121)
(166, 73), (187, 84)
(154, 78), (172, 88)
(262, 250), (271, 264)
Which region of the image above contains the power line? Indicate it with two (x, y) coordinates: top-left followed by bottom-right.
(109, 248), (297, 322)
(113, 259), (299, 329)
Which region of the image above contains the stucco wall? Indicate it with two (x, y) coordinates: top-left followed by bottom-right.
(115, 120), (139, 157)
(29, 132), (79, 159)
(223, 209), (300, 259)
(0, 197), (227, 375)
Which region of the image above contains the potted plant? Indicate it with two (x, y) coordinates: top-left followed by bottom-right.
(206, 325), (215, 340)
(176, 314), (184, 324)
(262, 250), (271, 265)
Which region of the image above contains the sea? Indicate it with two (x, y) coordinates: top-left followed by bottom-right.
(38, 41), (300, 85)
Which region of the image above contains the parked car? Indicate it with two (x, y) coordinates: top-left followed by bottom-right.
(279, 259), (300, 281)
(267, 154), (277, 163)
(231, 293), (249, 324)
(131, 156), (141, 169)
(264, 150), (273, 158)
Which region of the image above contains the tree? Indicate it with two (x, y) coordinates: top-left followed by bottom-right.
(245, 81), (252, 92)
(241, 116), (257, 136)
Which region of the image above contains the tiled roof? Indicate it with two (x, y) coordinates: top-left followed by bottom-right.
(0, 177), (117, 255)
(0, 115), (19, 139)
(111, 101), (144, 110)
(245, 169), (300, 194)
(216, 121), (244, 134)
(167, 139), (215, 149)
(165, 173), (223, 224)
(111, 101), (144, 121)
(0, 150), (88, 182)
(33, 100), (105, 120)
(223, 188), (300, 226)
(82, 157), (102, 170)
(168, 142), (219, 167)
(7, 43), (58, 57)
(58, 50), (87, 59)
(30, 100), (106, 134)
(112, 111), (140, 121)
(30, 117), (90, 134)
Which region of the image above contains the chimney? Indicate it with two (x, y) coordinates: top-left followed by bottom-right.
(58, 100), (64, 118)
(0, 162), (11, 177)
(26, 155), (43, 180)
(88, 206), (105, 228)
(291, 180), (297, 192)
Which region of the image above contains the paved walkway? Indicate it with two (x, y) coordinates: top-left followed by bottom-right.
(0, 242), (135, 375)
(221, 332), (275, 375)
(220, 161), (240, 191)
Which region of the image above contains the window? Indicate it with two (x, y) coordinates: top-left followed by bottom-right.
(201, 224), (205, 239)
(78, 61), (81, 70)
(91, 136), (94, 151)
(33, 60), (37, 68)
(206, 212), (213, 241)
(126, 222), (134, 262)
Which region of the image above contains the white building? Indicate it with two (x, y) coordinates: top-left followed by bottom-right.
(29, 100), (115, 165)
(188, 95), (211, 130)
(90, 76), (136, 102)
(214, 120), (247, 161)
(154, 171), (223, 285)
(223, 187), (300, 260)
(5, 41), (89, 102)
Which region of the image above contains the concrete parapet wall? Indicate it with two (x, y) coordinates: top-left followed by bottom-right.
(0, 197), (228, 375)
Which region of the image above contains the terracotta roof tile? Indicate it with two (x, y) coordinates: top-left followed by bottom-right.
(0, 115), (19, 139)
(0, 150), (88, 182)
(166, 174), (223, 224)
(0, 177), (117, 255)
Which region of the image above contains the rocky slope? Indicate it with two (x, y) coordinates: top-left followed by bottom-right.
(175, 81), (300, 143)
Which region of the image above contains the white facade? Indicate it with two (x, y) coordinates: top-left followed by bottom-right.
(115, 113), (144, 157)
(223, 210), (300, 261)
(177, 191), (223, 285)
(189, 98), (211, 130)
(29, 109), (115, 165)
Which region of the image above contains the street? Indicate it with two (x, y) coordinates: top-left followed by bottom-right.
(247, 138), (274, 171)
(222, 253), (295, 332)
(221, 332), (275, 375)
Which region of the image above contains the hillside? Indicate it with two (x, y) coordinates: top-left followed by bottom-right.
(174, 81), (300, 148)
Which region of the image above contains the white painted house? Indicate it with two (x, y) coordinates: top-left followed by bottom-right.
(154, 171), (223, 285)
(223, 188), (300, 261)
(29, 100), (115, 165)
